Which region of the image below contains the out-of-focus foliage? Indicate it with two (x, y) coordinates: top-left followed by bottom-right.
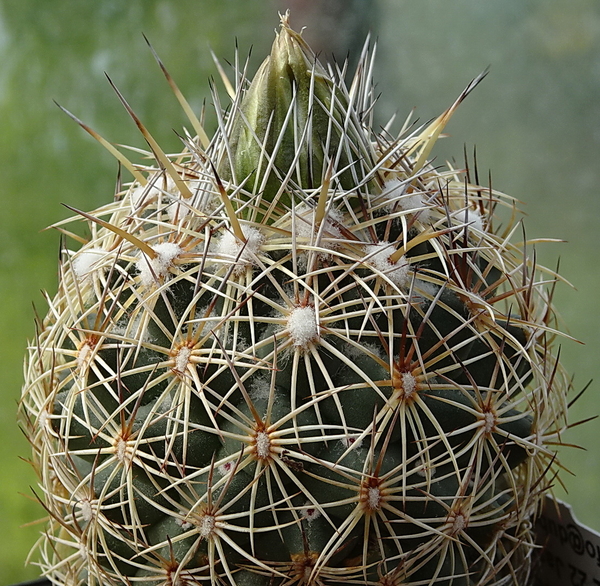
(1, 0), (598, 582)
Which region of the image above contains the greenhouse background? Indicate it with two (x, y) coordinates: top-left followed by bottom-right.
(1, 0), (599, 582)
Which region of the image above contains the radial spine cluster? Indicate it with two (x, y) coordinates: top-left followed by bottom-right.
(19, 13), (570, 586)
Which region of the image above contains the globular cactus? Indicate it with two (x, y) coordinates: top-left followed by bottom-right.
(19, 14), (571, 586)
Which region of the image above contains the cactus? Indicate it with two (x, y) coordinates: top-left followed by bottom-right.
(19, 14), (570, 586)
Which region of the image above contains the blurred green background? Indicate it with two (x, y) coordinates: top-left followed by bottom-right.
(1, 0), (599, 583)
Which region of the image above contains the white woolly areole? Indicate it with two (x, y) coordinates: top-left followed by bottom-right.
(367, 486), (381, 510)
(38, 408), (50, 431)
(483, 410), (497, 434)
(72, 248), (106, 280)
(452, 513), (467, 534)
(198, 513), (216, 538)
(255, 431), (271, 459)
(382, 178), (407, 200)
(413, 279), (439, 302)
(218, 461), (234, 476)
(175, 513), (194, 531)
(402, 372), (417, 398)
(453, 207), (484, 233)
(131, 182), (163, 209)
(175, 515), (193, 531)
(174, 346), (192, 374)
(303, 503), (321, 522)
(340, 436), (363, 449)
(293, 203), (343, 243)
(364, 242), (410, 288)
(217, 226), (264, 274)
(136, 242), (182, 286)
(76, 340), (94, 371)
(249, 373), (272, 402)
(381, 178), (431, 222)
(114, 437), (132, 463)
(78, 542), (89, 562)
(77, 498), (94, 523)
(287, 305), (319, 348)
(166, 179), (202, 222)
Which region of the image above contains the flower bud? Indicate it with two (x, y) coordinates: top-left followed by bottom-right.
(223, 13), (365, 213)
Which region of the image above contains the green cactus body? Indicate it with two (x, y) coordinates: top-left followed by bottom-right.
(19, 13), (570, 586)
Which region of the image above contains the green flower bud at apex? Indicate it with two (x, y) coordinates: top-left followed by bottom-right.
(223, 13), (370, 216)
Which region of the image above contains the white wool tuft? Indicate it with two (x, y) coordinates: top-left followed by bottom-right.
(217, 226), (264, 274)
(294, 204), (315, 240)
(218, 231), (239, 258)
(174, 346), (192, 374)
(402, 372), (417, 398)
(217, 461), (234, 477)
(76, 340), (94, 371)
(130, 183), (162, 210)
(38, 408), (50, 431)
(303, 503), (321, 522)
(114, 437), (131, 463)
(293, 203), (343, 243)
(453, 207), (484, 233)
(72, 248), (106, 280)
(136, 242), (182, 286)
(382, 178), (407, 199)
(340, 436), (363, 449)
(364, 242), (410, 289)
(166, 197), (190, 222)
(78, 499), (94, 523)
(287, 305), (319, 348)
(166, 179), (202, 222)
(413, 279), (439, 301)
(175, 514), (193, 531)
(255, 431), (271, 459)
(367, 486), (381, 510)
(483, 410), (496, 434)
(78, 542), (89, 562)
(198, 514), (216, 538)
(452, 513), (467, 534)
(249, 373), (272, 401)
(381, 178), (431, 222)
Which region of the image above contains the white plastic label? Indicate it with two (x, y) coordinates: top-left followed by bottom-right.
(535, 497), (600, 586)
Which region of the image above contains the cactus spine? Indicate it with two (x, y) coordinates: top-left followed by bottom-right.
(19, 14), (570, 586)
